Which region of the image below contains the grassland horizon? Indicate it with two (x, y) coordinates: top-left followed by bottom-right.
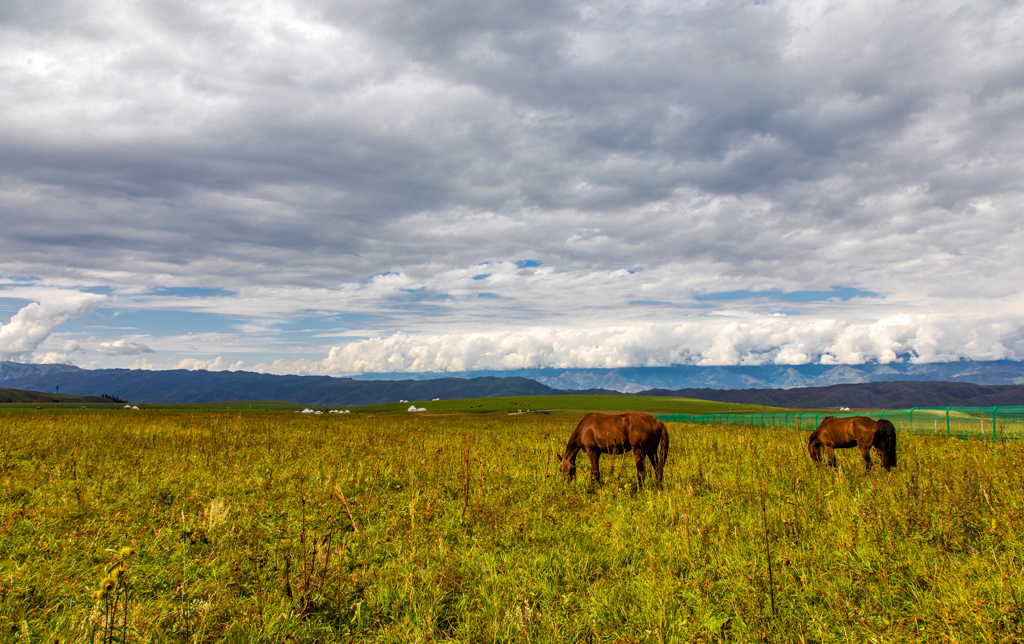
(0, 393), (795, 416)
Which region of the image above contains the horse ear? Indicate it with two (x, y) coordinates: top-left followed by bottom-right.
(553, 451), (563, 463)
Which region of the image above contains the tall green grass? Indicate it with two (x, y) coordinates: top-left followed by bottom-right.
(2, 410), (1023, 642)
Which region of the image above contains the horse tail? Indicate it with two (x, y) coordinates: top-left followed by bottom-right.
(656, 421), (669, 484)
(876, 419), (897, 470)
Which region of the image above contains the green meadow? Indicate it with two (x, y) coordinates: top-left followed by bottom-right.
(2, 405), (1023, 642)
(0, 394), (780, 415)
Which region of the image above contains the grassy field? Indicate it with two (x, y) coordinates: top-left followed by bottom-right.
(2, 409), (1023, 642)
(0, 394), (786, 415)
(342, 395), (784, 416)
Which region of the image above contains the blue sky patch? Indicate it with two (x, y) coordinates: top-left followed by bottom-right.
(696, 286), (880, 303)
(67, 309), (241, 336)
(515, 259), (542, 268)
(472, 273), (491, 280)
(0, 297), (30, 318)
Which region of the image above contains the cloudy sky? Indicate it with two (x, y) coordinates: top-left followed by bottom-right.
(1, 0), (1023, 375)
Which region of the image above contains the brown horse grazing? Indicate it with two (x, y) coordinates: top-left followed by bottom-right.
(557, 412), (669, 489)
(808, 416), (897, 472)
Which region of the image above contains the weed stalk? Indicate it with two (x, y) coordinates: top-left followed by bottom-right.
(333, 485), (360, 533)
(761, 488), (777, 618)
(461, 435), (472, 523)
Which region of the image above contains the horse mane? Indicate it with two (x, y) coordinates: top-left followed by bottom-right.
(876, 419), (897, 469)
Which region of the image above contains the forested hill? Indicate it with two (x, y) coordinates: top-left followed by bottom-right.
(640, 381), (1024, 409)
(0, 388), (109, 404)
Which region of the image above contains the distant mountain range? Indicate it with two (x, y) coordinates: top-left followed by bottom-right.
(351, 360), (1024, 392)
(0, 361), (565, 406)
(4, 360), (1024, 408)
(643, 381), (1024, 409)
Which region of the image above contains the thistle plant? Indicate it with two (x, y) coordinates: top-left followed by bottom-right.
(90, 547), (135, 644)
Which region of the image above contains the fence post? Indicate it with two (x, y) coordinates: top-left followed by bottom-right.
(993, 406), (998, 440)
(910, 408), (914, 433)
(946, 407), (951, 439)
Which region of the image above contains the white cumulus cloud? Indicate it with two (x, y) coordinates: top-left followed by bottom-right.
(173, 357), (244, 372)
(33, 340), (86, 364)
(315, 314), (1024, 374)
(0, 294), (105, 360)
(96, 339), (154, 356)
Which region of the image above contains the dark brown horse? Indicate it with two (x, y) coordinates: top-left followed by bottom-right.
(557, 412), (669, 488)
(808, 416), (896, 472)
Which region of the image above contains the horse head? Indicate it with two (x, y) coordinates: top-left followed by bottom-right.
(554, 451), (576, 481)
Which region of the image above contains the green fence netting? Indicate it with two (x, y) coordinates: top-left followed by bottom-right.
(657, 406), (1024, 440)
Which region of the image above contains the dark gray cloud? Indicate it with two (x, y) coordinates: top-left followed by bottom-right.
(1, 0), (1023, 371)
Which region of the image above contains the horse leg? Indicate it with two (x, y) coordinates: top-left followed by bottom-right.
(587, 450), (602, 486)
(647, 450), (661, 489)
(633, 447), (647, 489)
(825, 444), (838, 468)
(860, 443), (873, 472)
